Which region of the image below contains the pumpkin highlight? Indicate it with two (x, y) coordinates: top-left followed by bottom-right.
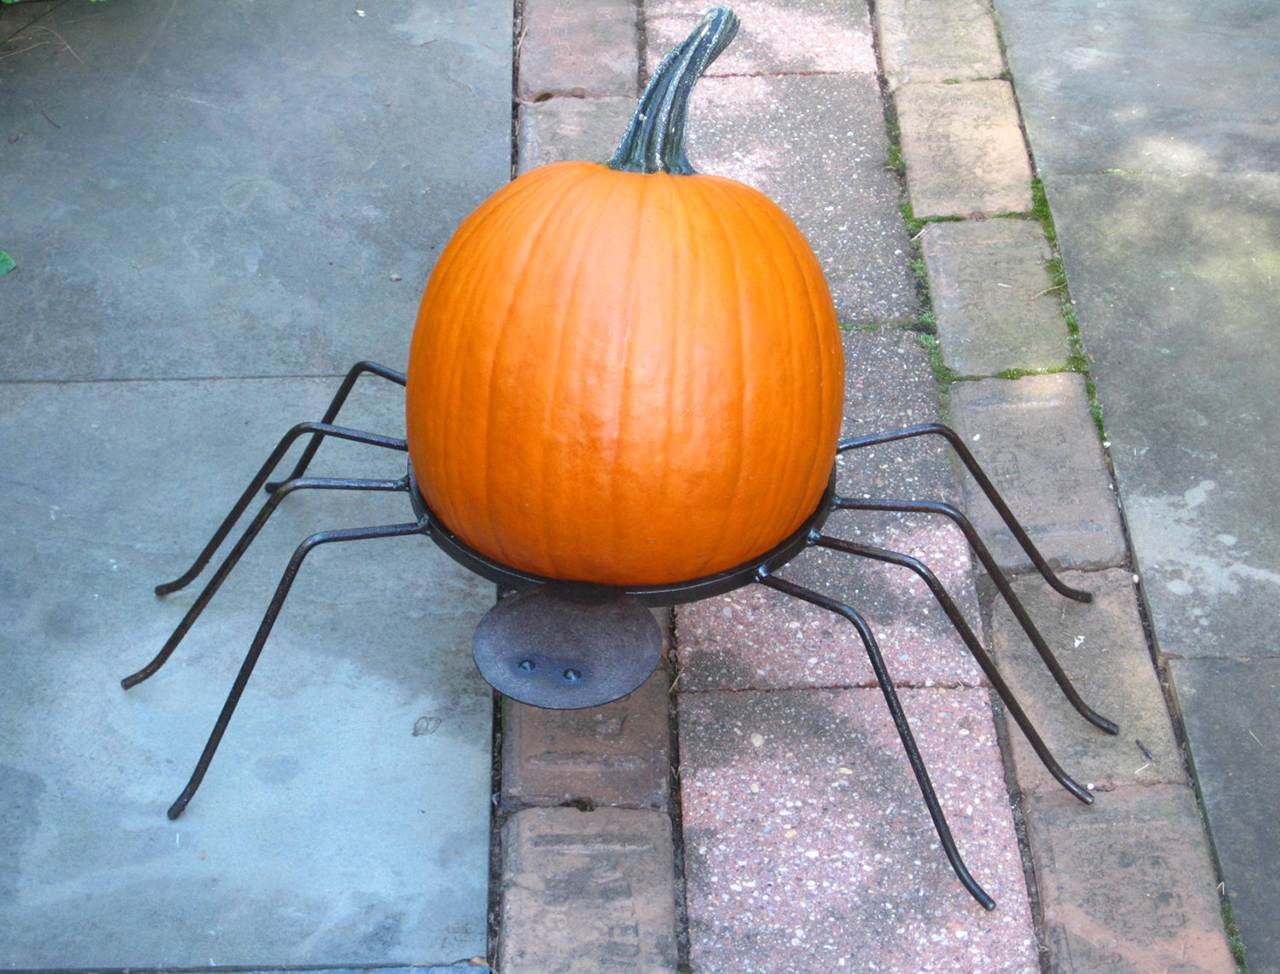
(406, 8), (844, 586)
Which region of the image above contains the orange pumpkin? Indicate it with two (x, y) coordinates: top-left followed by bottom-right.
(406, 8), (843, 586)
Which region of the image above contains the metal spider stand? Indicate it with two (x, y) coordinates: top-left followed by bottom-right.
(123, 360), (1119, 911)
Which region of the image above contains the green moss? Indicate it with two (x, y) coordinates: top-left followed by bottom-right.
(900, 203), (928, 238)
(993, 366), (1062, 380)
(1031, 178), (1058, 249)
(886, 144), (906, 177)
(1221, 892), (1248, 970)
(914, 333), (959, 386)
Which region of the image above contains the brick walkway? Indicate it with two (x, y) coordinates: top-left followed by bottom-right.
(495, 0), (1238, 971)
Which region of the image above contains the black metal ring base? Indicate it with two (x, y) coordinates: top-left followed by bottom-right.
(411, 462), (836, 608)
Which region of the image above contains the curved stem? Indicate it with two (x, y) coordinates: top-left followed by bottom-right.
(607, 7), (738, 175)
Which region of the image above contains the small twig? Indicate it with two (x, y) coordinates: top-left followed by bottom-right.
(1135, 738), (1155, 761)
(0, 39), (48, 60)
(1030, 283), (1067, 300)
(1248, 729), (1264, 748)
(41, 108), (60, 128)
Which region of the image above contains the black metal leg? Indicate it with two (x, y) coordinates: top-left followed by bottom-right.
(164, 519), (428, 821)
(838, 422), (1091, 604)
(266, 361), (408, 492)
(758, 570), (996, 910)
(816, 535), (1093, 805)
(836, 496), (1119, 737)
(157, 422), (407, 597)
(123, 477), (409, 689)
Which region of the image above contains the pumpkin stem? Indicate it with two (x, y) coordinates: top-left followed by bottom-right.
(607, 7), (739, 175)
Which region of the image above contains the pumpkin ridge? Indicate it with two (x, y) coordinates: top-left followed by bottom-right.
(533, 169), (644, 578)
(680, 176), (751, 576)
(746, 190), (844, 512)
(427, 168), (591, 565)
(610, 173), (655, 574)
(408, 164), (592, 504)
(477, 171), (612, 568)
(697, 177), (805, 556)
(707, 175), (840, 550)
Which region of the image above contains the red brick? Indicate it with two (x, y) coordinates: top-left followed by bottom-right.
(990, 568), (1185, 796)
(676, 517), (984, 692)
(503, 664), (672, 811)
(948, 374), (1127, 572)
(1022, 785), (1237, 973)
(500, 807), (678, 974)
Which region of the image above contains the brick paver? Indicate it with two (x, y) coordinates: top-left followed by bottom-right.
(896, 81), (1034, 218)
(990, 568), (1185, 796)
(517, 0), (638, 99)
(922, 218), (1072, 375)
(500, 806), (679, 974)
(875, 0), (1004, 89)
(1021, 786), (1237, 974)
(503, 666), (672, 811)
(679, 687), (1039, 973)
(948, 374), (1128, 572)
(517, 97), (638, 173)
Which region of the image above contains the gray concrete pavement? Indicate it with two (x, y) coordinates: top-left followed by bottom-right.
(995, 0), (1280, 968)
(1, 0), (510, 967)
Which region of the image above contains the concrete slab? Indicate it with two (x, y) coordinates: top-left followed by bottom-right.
(502, 666), (672, 812)
(678, 687), (1038, 973)
(922, 218), (1073, 376)
(0, 0), (511, 382)
(645, 0), (878, 77)
(992, 0), (1280, 177)
(896, 81), (1033, 218)
(517, 97), (637, 173)
(948, 374), (1127, 572)
(0, 377), (494, 967)
(1170, 656), (1280, 974)
(687, 73), (918, 325)
(499, 806), (678, 974)
(518, 0), (638, 100)
(1045, 173), (1280, 660)
(990, 569), (1184, 796)
(875, 0), (1005, 90)
(1021, 785), (1237, 974)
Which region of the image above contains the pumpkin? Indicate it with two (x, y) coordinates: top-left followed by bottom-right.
(405, 7), (844, 586)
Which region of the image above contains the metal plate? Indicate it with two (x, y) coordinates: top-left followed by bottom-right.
(472, 585), (664, 709)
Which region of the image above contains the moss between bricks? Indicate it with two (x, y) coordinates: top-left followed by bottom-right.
(892, 176), (1110, 441)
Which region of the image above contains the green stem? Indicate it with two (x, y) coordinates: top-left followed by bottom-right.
(607, 7), (739, 175)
